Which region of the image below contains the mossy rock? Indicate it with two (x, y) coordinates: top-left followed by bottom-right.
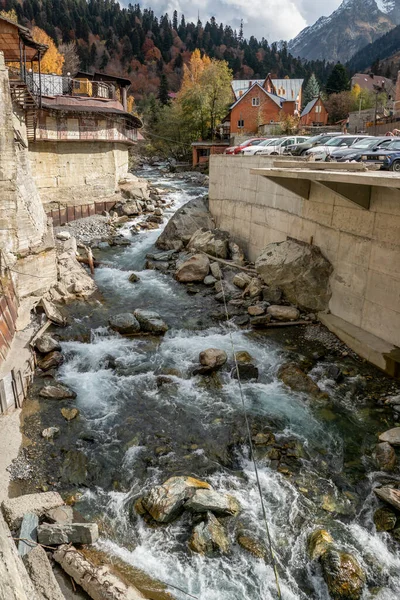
(374, 507), (397, 532)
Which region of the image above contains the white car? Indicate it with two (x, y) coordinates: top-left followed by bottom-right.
(305, 135), (372, 161)
(241, 138), (279, 155)
(256, 136), (309, 156)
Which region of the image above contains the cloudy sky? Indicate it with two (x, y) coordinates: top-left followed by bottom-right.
(135, 0), (344, 41)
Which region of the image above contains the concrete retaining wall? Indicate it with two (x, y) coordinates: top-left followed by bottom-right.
(29, 140), (129, 208)
(209, 155), (400, 350)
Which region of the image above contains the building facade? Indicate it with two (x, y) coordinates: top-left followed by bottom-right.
(300, 96), (329, 126)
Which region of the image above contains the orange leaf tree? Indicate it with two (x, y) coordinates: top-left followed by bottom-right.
(32, 27), (64, 75)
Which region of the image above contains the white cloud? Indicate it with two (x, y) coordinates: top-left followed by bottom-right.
(131, 0), (343, 41)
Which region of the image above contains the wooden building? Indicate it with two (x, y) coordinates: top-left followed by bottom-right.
(300, 96), (328, 126)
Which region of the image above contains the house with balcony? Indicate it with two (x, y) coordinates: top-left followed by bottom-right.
(0, 15), (142, 210)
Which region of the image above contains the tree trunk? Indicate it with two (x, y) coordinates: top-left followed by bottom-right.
(53, 545), (145, 600)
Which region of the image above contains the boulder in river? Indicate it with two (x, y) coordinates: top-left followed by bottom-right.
(378, 428), (400, 446)
(374, 486), (400, 511)
(231, 363), (259, 381)
(255, 240), (333, 311)
(189, 512), (229, 555)
(61, 407), (79, 421)
(233, 273), (252, 289)
(374, 442), (397, 472)
(187, 228), (230, 259)
(267, 305), (300, 322)
(42, 426), (60, 440)
(38, 351), (64, 372)
(134, 309), (168, 334)
(243, 278), (263, 299)
(321, 548), (365, 600)
(199, 348), (227, 371)
(140, 476), (211, 523)
(248, 305), (265, 316)
(308, 529), (334, 561)
(184, 488), (240, 516)
(109, 313), (141, 335)
(39, 384), (76, 400)
(237, 534), (266, 559)
(38, 523), (98, 545)
(175, 254), (210, 283)
(373, 507), (397, 531)
(34, 335), (61, 354)
(204, 275), (217, 286)
(156, 197), (215, 251)
(278, 363), (321, 396)
(234, 351), (254, 364)
(129, 273), (140, 283)
(210, 262), (222, 279)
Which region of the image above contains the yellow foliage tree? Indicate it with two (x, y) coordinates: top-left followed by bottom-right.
(0, 9), (18, 23)
(179, 49), (211, 93)
(32, 27), (64, 74)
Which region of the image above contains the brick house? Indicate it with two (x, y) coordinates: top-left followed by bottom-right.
(300, 96), (328, 126)
(229, 82), (283, 135)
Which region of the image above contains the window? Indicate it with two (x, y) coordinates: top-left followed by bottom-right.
(252, 97), (260, 107)
(315, 105), (322, 114)
(237, 120), (244, 128)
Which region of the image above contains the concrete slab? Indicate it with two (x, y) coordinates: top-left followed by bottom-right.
(318, 312), (400, 376)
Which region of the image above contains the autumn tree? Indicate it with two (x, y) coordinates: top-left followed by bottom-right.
(200, 59), (232, 138)
(325, 91), (353, 123)
(0, 8), (18, 23)
(32, 27), (64, 74)
(59, 42), (80, 75)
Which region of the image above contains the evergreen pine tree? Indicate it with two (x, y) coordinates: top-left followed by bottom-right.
(326, 63), (350, 95)
(158, 72), (170, 105)
(172, 10), (178, 31)
(90, 42), (97, 65)
(238, 19), (243, 42)
(303, 73), (320, 107)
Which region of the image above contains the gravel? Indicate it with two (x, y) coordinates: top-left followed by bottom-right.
(55, 215), (115, 245)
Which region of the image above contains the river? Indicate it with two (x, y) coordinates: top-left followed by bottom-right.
(21, 166), (400, 600)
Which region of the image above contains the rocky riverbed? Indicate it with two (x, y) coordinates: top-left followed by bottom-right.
(9, 165), (400, 600)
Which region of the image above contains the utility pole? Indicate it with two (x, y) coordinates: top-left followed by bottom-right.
(373, 82), (385, 136)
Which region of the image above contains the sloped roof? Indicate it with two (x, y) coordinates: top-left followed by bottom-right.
(301, 97), (319, 117)
(351, 73), (395, 96)
(272, 78), (304, 101)
(230, 82), (283, 110)
(231, 79), (264, 99)
(0, 15), (47, 61)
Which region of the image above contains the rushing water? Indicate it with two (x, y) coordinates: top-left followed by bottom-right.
(25, 168), (400, 599)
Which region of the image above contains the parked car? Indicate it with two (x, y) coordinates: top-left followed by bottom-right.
(284, 132), (343, 156)
(241, 138), (279, 155)
(256, 136), (309, 156)
(304, 135), (371, 161)
(224, 138), (266, 155)
(329, 137), (394, 162)
(359, 138), (400, 170)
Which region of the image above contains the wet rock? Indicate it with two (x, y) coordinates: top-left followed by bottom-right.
(45, 506), (74, 524)
(109, 313), (141, 335)
(187, 228), (230, 259)
(247, 304), (265, 317)
(373, 507), (397, 531)
(237, 534), (266, 559)
(253, 432), (275, 446)
(184, 489), (240, 516)
(233, 273), (252, 289)
(250, 315), (272, 327)
(38, 523), (98, 545)
(210, 262), (222, 279)
(243, 278), (263, 299)
(154, 207), (163, 216)
(231, 363), (259, 381)
(121, 201), (141, 216)
(156, 197), (214, 250)
(267, 305), (300, 321)
(146, 260), (170, 272)
(61, 407), (79, 421)
(199, 348), (228, 371)
(374, 486), (400, 511)
(374, 442), (397, 472)
(204, 275), (217, 286)
(175, 254), (210, 283)
(42, 427), (60, 440)
(147, 250), (177, 261)
(321, 549), (365, 600)
(39, 384), (76, 400)
(134, 309), (168, 334)
(308, 529), (334, 560)
(324, 364), (343, 382)
(129, 273), (140, 283)
(229, 241), (245, 264)
(233, 315), (250, 326)
(34, 335), (61, 354)
(61, 451), (88, 486)
(38, 351), (64, 371)
(140, 476), (211, 523)
(255, 240), (333, 311)
(278, 363), (321, 396)
(235, 351), (254, 364)
(379, 428), (400, 446)
(189, 512), (229, 555)
(262, 286), (283, 304)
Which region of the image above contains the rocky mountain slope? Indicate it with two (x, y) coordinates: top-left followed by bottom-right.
(288, 0), (400, 62)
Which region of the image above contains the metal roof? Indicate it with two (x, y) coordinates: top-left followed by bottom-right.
(301, 97), (318, 117)
(231, 79), (264, 99)
(230, 82), (283, 110)
(272, 79), (304, 101)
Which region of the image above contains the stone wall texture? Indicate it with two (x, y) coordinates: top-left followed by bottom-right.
(0, 52), (57, 299)
(209, 155), (400, 348)
(29, 140), (129, 208)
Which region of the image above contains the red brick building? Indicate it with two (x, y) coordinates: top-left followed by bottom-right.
(300, 96), (328, 126)
(229, 82), (284, 135)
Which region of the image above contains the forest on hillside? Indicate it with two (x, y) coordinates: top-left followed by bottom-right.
(0, 0), (335, 99)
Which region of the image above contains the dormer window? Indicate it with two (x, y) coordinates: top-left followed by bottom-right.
(252, 97), (260, 107)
